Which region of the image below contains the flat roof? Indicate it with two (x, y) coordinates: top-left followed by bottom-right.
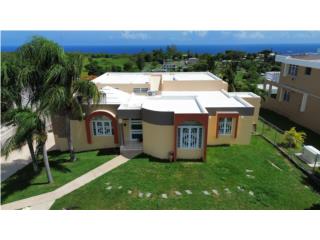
(276, 54), (320, 69)
(103, 87), (255, 114)
(92, 72), (221, 85)
(143, 96), (204, 114)
(161, 91), (250, 108)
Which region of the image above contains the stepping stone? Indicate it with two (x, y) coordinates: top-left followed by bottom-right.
(304, 185), (310, 189)
(212, 189), (219, 196)
(106, 186), (112, 190)
(128, 190), (132, 194)
(185, 190), (192, 195)
(118, 186), (122, 189)
(202, 190), (210, 195)
(105, 182), (111, 185)
(246, 169), (254, 173)
(175, 191), (182, 196)
(246, 174), (255, 179)
(237, 186), (245, 192)
(224, 188), (231, 194)
(145, 192), (152, 198)
(161, 194), (168, 199)
(249, 191), (254, 196)
(138, 192), (144, 198)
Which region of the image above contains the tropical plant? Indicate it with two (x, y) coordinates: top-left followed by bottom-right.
(281, 127), (306, 148)
(42, 53), (100, 161)
(2, 108), (39, 172)
(3, 36), (67, 181)
(1, 108), (53, 183)
(1, 56), (23, 112)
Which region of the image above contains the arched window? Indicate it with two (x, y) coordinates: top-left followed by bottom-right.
(91, 115), (112, 136)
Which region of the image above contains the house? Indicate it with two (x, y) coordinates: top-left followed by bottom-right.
(51, 72), (260, 161)
(262, 54), (320, 134)
(186, 57), (199, 65)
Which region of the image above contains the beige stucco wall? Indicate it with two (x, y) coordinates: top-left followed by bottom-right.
(176, 148), (202, 159)
(142, 121), (174, 159)
(263, 91), (320, 134)
(55, 120), (118, 152)
(207, 115), (253, 145)
(241, 97), (261, 125)
(52, 105), (119, 152)
(280, 64), (320, 97)
(161, 80), (228, 91)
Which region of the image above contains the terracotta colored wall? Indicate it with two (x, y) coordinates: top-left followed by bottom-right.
(142, 121), (174, 159)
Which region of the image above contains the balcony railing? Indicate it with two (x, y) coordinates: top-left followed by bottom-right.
(265, 71), (280, 83)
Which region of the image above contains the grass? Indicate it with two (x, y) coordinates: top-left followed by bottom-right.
(51, 136), (320, 210)
(1, 149), (116, 204)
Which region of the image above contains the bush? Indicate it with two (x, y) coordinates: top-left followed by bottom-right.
(280, 127), (306, 148)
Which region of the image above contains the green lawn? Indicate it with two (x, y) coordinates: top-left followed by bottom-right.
(51, 136), (320, 210)
(1, 149), (116, 204)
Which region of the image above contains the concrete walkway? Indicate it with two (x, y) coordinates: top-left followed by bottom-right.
(1, 132), (56, 182)
(1, 155), (131, 210)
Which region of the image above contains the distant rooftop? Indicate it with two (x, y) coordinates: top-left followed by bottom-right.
(276, 54), (320, 69)
(92, 72), (222, 85)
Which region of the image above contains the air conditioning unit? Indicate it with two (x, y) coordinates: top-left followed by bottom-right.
(147, 90), (157, 96)
(300, 145), (320, 165)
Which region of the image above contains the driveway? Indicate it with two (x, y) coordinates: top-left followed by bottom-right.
(1, 132), (56, 182)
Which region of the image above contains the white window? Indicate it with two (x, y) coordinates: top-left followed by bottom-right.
(177, 126), (203, 149)
(92, 116), (112, 136)
(130, 119), (142, 141)
(133, 88), (149, 94)
(288, 64), (298, 77)
(218, 117), (233, 135)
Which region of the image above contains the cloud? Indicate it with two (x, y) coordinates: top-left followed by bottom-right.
(195, 31), (208, 37)
(180, 31), (208, 38)
(120, 31), (149, 40)
(234, 31), (265, 40)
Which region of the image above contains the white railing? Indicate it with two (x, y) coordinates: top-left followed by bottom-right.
(265, 71), (280, 83)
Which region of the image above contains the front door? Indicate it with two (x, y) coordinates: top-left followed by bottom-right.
(130, 119), (143, 142)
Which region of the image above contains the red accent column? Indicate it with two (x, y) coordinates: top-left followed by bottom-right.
(85, 110), (119, 144)
(173, 114), (209, 161)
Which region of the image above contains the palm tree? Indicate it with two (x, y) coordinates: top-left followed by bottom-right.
(43, 54), (100, 161)
(3, 36), (66, 180)
(2, 108), (39, 172)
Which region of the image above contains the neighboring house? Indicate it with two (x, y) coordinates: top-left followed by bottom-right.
(51, 72), (260, 161)
(162, 60), (178, 72)
(263, 54), (320, 134)
(186, 57), (199, 65)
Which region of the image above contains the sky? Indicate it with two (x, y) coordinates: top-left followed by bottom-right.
(1, 31), (320, 47)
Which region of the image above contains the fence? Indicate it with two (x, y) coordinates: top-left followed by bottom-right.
(256, 117), (320, 184)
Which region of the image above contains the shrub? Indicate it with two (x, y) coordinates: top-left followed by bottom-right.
(280, 127), (306, 148)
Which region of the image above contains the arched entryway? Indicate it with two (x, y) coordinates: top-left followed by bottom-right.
(85, 110), (119, 144)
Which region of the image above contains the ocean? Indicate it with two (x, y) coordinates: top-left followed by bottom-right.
(2, 44), (320, 54)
